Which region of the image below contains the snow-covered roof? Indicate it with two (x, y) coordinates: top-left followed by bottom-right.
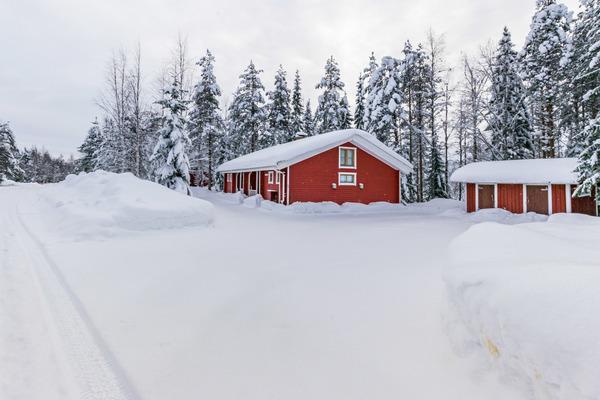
(217, 129), (413, 173)
(450, 158), (578, 184)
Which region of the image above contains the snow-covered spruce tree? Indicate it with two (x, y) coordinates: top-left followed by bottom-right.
(78, 119), (103, 172)
(0, 121), (22, 183)
(227, 61), (267, 154)
(354, 73), (367, 130)
(188, 50), (225, 189)
(151, 78), (192, 195)
(303, 99), (316, 137)
(267, 65), (292, 144)
(364, 56), (404, 147)
(489, 27), (534, 160)
(566, 0), (600, 156)
(426, 132), (448, 199)
(574, 117), (600, 202)
(339, 94), (353, 129)
(520, 0), (572, 158)
(290, 70), (305, 137)
(315, 56), (348, 133)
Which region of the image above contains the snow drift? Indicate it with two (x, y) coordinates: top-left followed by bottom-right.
(444, 214), (600, 400)
(37, 171), (214, 238)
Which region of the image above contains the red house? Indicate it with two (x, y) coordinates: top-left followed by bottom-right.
(216, 129), (413, 205)
(450, 158), (598, 216)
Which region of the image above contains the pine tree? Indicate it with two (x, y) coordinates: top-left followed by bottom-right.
(78, 119), (103, 172)
(567, 0), (600, 156)
(574, 117), (600, 202)
(303, 99), (316, 137)
(267, 65), (292, 144)
(489, 27), (534, 160)
(520, 0), (572, 158)
(339, 94), (353, 129)
(364, 56), (404, 146)
(290, 70), (305, 136)
(227, 61), (267, 154)
(0, 121), (22, 183)
(315, 56), (348, 133)
(426, 133), (448, 199)
(188, 50), (225, 189)
(151, 78), (192, 195)
(354, 73), (367, 130)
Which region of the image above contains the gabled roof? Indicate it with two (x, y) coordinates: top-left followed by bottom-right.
(216, 129), (413, 173)
(450, 158), (578, 184)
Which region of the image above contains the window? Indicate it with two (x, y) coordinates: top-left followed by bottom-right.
(276, 172), (281, 184)
(338, 172), (356, 186)
(339, 147), (356, 168)
(268, 171), (274, 184)
(227, 173), (232, 182)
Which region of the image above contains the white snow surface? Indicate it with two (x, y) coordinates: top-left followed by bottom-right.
(216, 128), (413, 173)
(444, 214), (600, 400)
(450, 158), (578, 184)
(37, 171), (214, 238)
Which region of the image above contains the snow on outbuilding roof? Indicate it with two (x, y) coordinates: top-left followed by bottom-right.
(450, 158), (578, 184)
(217, 129), (413, 173)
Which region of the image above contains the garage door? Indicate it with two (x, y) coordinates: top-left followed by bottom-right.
(478, 185), (495, 209)
(526, 185), (548, 215)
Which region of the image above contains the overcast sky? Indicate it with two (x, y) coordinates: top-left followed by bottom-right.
(1, 0), (579, 157)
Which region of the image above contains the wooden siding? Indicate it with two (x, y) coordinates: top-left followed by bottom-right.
(552, 184), (567, 213)
(466, 183), (476, 212)
(497, 184), (523, 213)
(288, 142), (399, 204)
(571, 185), (597, 216)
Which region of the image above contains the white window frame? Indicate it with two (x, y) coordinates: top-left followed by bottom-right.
(268, 171), (274, 184)
(338, 172), (357, 186)
(276, 172), (281, 184)
(227, 173), (232, 182)
(339, 146), (357, 169)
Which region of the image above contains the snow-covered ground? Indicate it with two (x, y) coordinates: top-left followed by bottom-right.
(445, 213), (600, 400)
(1, 173), (593, 400)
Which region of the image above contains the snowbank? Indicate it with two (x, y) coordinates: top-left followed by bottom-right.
(466, 208), (547, 224)
(444, 214), (600, 399)
(37, 171), (214, 238)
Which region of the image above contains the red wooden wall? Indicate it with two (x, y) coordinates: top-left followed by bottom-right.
(466, 183), (476, 212)
(288, 142), (400, 204)
(498, 184), (523, 213)
(552, 184), (567, 213)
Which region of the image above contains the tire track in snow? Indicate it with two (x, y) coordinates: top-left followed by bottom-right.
(14, 206), (140, 400)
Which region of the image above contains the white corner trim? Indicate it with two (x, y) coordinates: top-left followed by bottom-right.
(494, 184), (498, 208)
(286, 167), (290, 205)
(338, 172), (357, 186)
(475, 184), (479, 211)
(522, 184), (527, 213)
(548, 184), (553, 215)
(566, 184), (572, 213)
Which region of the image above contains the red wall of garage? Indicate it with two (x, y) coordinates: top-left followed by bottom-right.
(466, 183), (476, 212)
(288, 143), (400, 204)
(552, 184), (567, 213)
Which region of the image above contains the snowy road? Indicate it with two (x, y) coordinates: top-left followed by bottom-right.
(0, 184), (527, 400)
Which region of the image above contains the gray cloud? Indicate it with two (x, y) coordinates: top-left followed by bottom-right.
(0, 0), (579, 156)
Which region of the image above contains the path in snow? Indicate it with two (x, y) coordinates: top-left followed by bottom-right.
(0, 187), (136, 400)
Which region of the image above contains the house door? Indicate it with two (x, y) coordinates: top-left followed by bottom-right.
(270, 191), (279, 203)
(571, 185), (597, 216)
(527, 185), (549, 215)
(478, 185), (495, 209)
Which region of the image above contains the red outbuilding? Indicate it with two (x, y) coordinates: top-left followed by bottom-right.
(216, 129), (413, 205)
(450, 158), (598, 216)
